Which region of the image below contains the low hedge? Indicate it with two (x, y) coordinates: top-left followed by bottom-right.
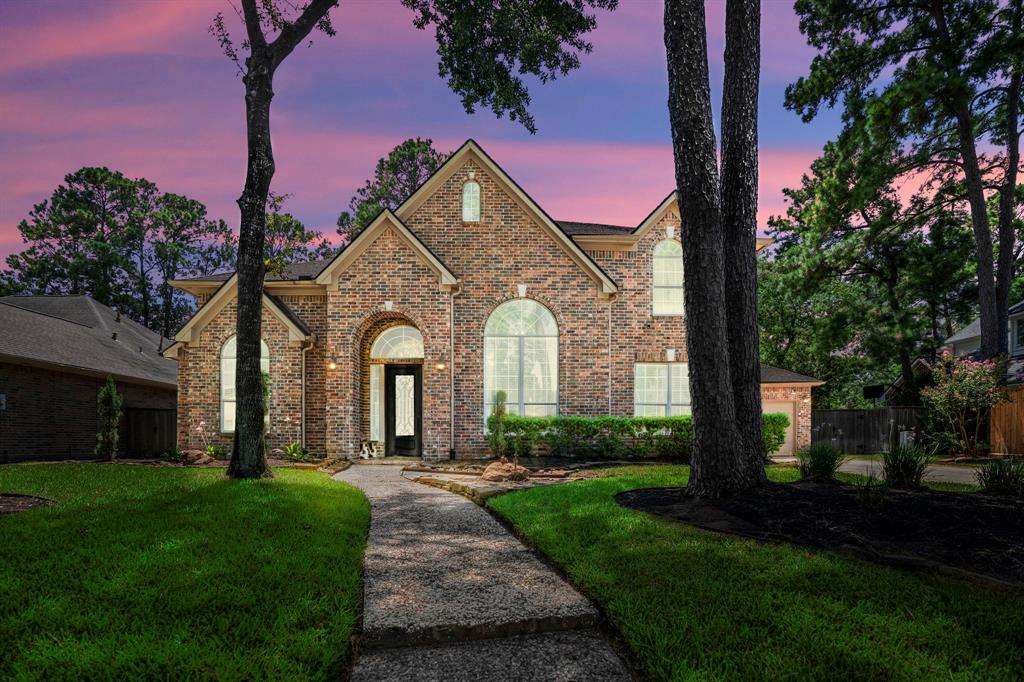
(487, 412), (790, 460)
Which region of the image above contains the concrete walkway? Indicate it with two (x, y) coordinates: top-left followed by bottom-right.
(839, 458), (981, 485)
(333, 465), (630, 681)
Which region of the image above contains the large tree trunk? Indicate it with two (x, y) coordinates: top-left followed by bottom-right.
(228, 55), (275, 479)
(665, 0), (752, 497)
(720, 0), (766, 477)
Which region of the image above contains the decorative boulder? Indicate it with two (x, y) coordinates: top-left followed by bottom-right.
(193, 455), (215, 465)
(481, 457), (530, 482)
(181, 449), (206, 464)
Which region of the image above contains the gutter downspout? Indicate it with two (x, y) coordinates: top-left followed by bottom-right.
(300, 340), (311, 449)
(449, 284), (462, 459)
(608, 295), (613, 415)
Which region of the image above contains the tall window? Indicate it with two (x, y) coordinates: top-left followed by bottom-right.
(462, 180), (481, 222)
(652, 239), (685, 316)
(220, 335), (270, 433)
(1016, 319), (1024, 352)
(484, 299), (558, 419)
(634, 362), (690, 416)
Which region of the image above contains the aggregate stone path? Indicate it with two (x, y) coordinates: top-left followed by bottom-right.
(333, 464), (631, 681)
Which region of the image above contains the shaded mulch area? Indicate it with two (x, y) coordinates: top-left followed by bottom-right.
(0, 493), (54, 515)
(616, 481), (1024, 588)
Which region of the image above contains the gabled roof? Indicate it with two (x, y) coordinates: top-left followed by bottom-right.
(558, 220), (633, 236)
(173, 259), (331, 284)
(315, 209), (458, 288)
(394, 139), (618, 296)
(166, 274), (316, 357)
(0, 295), (176, 388)
(944, 300), (1024, 346)
(759, 363), (823, 385)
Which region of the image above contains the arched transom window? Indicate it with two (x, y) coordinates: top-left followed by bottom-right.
(462, 180), (481, 222)
(484, 299), (558, 419)
(653, 239), (685, 316)
(371, 325), (424, 359)
(220, 334), (270, 433)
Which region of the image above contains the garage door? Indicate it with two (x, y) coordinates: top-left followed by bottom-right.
(763, 400), (796, 456)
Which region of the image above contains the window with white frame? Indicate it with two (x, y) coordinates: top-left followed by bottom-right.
(220, 335), (270, 433)
(462, 180), (481, 222)
(484, 299), (558, 419)
(634, 362), (691, 416)
(652, 239), (685, 316)
(1015, 318), (1024, 353)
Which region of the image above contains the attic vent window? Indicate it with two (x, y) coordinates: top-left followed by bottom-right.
(462, 180), (480, 222)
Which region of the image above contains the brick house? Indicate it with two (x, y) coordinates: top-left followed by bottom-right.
(0, 296), (177, 462)
(165, 140), (821, 460)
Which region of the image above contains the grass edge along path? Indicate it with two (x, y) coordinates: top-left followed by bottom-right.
(0, 464), (369, 680)
(488, 465), (1024, 681)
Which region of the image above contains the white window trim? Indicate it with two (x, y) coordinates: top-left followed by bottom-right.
(634, 362), (691, 416)
(652, 239), (685, 317)
(483, 299), (559, 423)
(462, 180), (481, 222)
(1014, 318), (1024, 353)
(220, 335), (270, 434)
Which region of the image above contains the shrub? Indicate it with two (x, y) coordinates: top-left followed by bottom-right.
(761, 412), (791, 458)
(206, 443), (230, 461)
(857, 475), (888, 509)
(94, 376), (124, 461)
(796, 444), (845, 480)
(284, 442), (314, 463)
(976, 458), (1024, 496)
(486, 391), (509, 457)
(160, 447), (183, 463)
(882, 444), (932, 489)
(486, 413), (788, 460)
(921, 352), (1009, 457)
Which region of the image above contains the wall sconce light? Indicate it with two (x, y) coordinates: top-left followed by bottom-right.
(435, 362), (447, 370)
(327, 358), (338, 370)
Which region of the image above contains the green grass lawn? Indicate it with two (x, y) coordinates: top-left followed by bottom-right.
(489, 465), (1024, 681)
(0, 464), (368, 680)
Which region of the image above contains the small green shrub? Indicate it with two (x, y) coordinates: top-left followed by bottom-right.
(284, 442), (314, 463)
(975, 458), (1024, 496)
(882, 444), (932, 489)
(857, 474), (888, 509)
(94, 376), (124, 461)
(485, 413), (788, 460)
(160, 447), (183, 463)
(486, 391), (509, 457)
(206, 443), (230, 461)
(796, 444), (845, 480)
(761, 412), (791, 457)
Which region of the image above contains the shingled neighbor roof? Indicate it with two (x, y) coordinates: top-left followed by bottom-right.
(0, 296), (177, 388)
(177, 258), (333, 283)
(557, 220), (634, 236)
(759, 363), (822, 384)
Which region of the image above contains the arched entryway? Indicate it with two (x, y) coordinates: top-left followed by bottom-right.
(366, 324), (424, 456)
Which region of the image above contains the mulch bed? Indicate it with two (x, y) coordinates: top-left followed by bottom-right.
(0, 493), (55, 515)
(616, 481), (1024, 589)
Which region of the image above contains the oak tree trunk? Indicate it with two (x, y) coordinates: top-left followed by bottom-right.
(665, 0), (760, 497)
(995, 68), (1021, 360)
(720, 0), (766, 478)
(229, 54), (274, 479)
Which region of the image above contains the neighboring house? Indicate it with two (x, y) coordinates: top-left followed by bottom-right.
(944, 300), (1024, 384)
(0, 296), (177, 462)
(165, 140), (822, 460)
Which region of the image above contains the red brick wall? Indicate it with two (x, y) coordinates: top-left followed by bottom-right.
(175, 296), (327, 455)
(0, 362), (175, 462)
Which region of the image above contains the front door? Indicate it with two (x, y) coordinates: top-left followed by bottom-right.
(384, 364), (422, 456)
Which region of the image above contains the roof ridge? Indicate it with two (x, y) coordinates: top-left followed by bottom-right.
(0, 300), (94, 329)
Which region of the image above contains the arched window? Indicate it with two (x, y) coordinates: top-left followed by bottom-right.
(484, 299), (558, 419)
(370, 325), (424, 359)
(462, 180), (481, 222)
(653, 239), (684, 316)
(220, 335), (270, 433)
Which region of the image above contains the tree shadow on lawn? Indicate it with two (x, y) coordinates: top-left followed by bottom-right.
(489, 472), (1024, 680)
(0, 465), (369, 680)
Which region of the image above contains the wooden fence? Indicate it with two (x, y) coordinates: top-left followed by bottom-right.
(125, 408), (176, 457)
(991, 387), (1024, 456)
(811, 407), (928, 455)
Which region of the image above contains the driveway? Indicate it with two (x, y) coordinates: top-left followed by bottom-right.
(839, 458), (981, 485)
(333, 465), (630, 681)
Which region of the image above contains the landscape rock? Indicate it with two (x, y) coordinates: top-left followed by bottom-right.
(193, 455), (214, 465)
(481, 457), (530, 482)
(181, 449), (205, 464)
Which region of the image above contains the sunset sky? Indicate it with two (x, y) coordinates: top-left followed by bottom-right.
(0, 0), (843, 260)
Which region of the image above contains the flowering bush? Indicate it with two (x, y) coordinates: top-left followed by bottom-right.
(921, 352), (1009, 458)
